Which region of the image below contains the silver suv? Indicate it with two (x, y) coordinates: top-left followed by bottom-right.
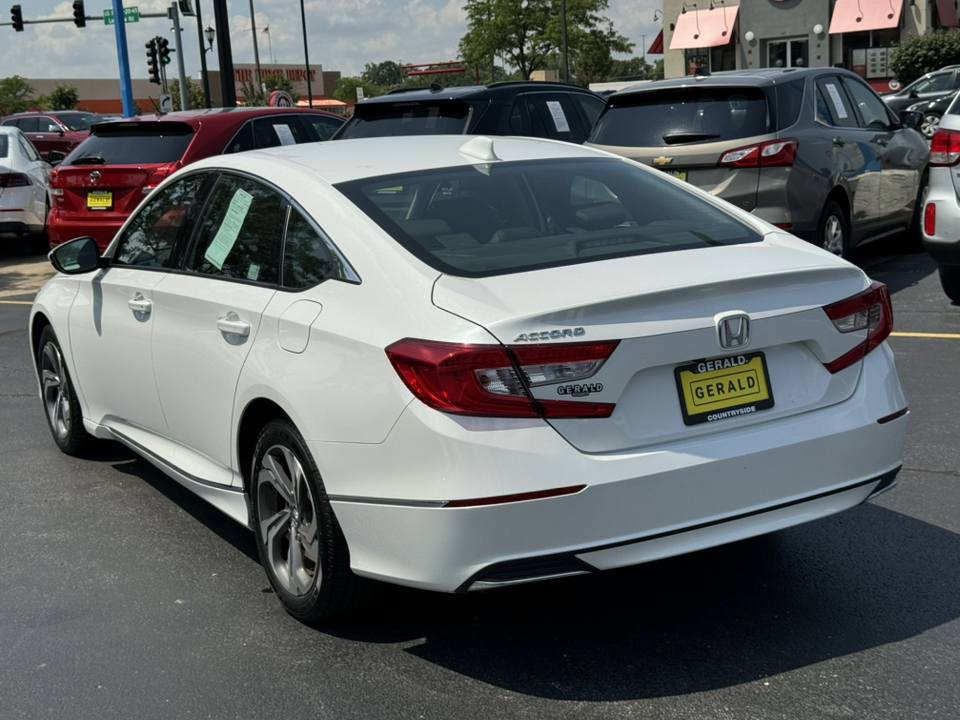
(922, 95), (960, 302)
(586, 68), (930, 257)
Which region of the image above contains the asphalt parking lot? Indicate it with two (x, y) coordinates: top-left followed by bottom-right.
(0, 242), (957, 720)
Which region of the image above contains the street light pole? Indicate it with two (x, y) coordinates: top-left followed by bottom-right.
(212, 0), (236, 106)
(247, 0), (262, 88)
(299, 0), (313, 106)
(195, 0), (211, 107)
(561, 0), (569, 83)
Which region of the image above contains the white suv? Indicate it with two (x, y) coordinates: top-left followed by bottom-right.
(922, 96), (960, 302)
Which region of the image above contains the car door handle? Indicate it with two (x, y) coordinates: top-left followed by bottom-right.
(217, 315), (250, 337)
(832, 137), (845, 146)
(876, 138), (890, 146)
(127, 294), (152, 314)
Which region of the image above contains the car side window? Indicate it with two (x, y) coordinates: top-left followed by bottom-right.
(17, 134), (40, 162)
(914, 73), (951, 94)
(183, 173), (285, 283)
(507, 99), (531, 135)
(16, 117), (39, 133)
(841, 78), (893, 130)
(224, 122), (255, 154)
(523, 94), (586, 142)
(40, 118), (61, 133)
(113, 173), (211, 269)
(282, 208), (349, 289)
(307, 115), (343, 141)
(573, 94), (605, 130)
(815, 78), (858, 129)
(252, 116), (311, 149)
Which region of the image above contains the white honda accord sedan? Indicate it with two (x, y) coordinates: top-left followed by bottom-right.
(31, 135), (908, 622)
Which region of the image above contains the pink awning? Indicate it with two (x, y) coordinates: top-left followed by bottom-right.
(937, 0), (960, 27)
(829, 0), (903, 34)
(669, 6), (739, 50)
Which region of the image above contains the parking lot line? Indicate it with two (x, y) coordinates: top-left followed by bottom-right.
(0, 300), (32, 306)
(890, 332), (960, 339)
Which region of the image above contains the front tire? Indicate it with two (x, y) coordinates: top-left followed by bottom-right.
(251, 419), (362, 623)
(38, 326), (90, 455)
(939, 267), (960, 303)
(921, 112), (941, 140)
(818, 200), (849, 257)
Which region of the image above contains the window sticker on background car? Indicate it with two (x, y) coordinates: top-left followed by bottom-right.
(247, 263), (261, 281)
(204, 188), (254, 269)
(546, 101), (571, 133)
(824, 84), (849, 119)
(273, 124), (296, 146)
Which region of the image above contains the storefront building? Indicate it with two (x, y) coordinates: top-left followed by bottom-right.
(662, 0), (960, 93)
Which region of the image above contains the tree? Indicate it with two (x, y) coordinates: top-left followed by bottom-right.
(333, 77), (382, 104)
(0, 75), (35, 116)
(239, 80), (267, 106)
(362, 61), (406, 88)
(458, 0), (631, 81)
(607, 56), (652, 82)
(38, 83), (80, 111)
(168, 78), (207, 111)
(890, 29), (960, 86)
(263, 73), (301, 103)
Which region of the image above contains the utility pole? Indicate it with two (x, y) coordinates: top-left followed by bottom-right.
(212, 0), (236, 106)
(299, 0), (312, 107)
(169, 3), (189, 110)
(248, 0), (262, 88)
(111, 0), (135, 117)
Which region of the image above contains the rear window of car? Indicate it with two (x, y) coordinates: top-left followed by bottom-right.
(336, 157), (762, 278)
(589, 87), (771, 147)
(66, 122), (195, 166)
(337, 99), (474, 139)
(56, 113), (102, 131)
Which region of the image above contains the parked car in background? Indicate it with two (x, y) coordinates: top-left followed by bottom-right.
(906, 89), (958, 140)
(32, 135), (907, 622)
(883, 65), (960, 115)
(334, 82), (605, 143)
(586, 68), (930, 257)
(0, 110), (102, 159)
(0, 126), (52, 249)
(47, 106), (345, 250)
(922, 95), (960, 302)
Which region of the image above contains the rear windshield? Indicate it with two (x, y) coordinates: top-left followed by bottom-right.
(337, 157), (762, 278)
(590, 87), (771, 147)
(56, 113), (102, 131)
(67, 123), (195, 166)
(337, 99), (473, 139)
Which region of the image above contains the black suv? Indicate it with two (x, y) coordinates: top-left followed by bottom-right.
(334, 82), (605, 143)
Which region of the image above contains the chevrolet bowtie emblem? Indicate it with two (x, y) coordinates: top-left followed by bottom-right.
(652, 156), (673, 166)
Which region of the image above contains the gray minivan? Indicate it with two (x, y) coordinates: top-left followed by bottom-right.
(586, 68), (930, 256)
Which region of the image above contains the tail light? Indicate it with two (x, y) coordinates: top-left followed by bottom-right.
(143, 162), (177, 193)
(822, 281), (893, 374)
(719, 138), (797, 168)
(930, 129), (960, 166)
(49, 168), (63, 196)
(0, 172), (31, 188)
(386, 339), (619, 418)
(924, 203), (936, 236)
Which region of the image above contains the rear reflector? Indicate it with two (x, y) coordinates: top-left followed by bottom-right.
(0, 173), (31, 188)
(924, 203), (936, 236)
(444, 485), (586, 508)
(386, 339), (619, 418)
(822, 281), (893, 374)
(877, 408), (908, 424)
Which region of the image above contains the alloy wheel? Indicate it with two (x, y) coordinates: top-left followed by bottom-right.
(257, 444), (321, 597)
(822, 214), (845, 256)
(41, 341), (71, 440)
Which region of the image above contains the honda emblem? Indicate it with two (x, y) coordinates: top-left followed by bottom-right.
(718, 314), (750, 350)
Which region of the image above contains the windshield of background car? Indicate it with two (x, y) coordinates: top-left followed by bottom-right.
(56, 113), (103, 131)
(336, 158), (763, 278)
(66, 123), (195, 165)
(337, 99), (474, 138)
(589, 87), (771, 147)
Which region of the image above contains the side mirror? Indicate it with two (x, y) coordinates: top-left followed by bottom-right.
(900, 110), (923, 130)
(908, 88), (919, 99)
(46, 150), (66, 166)
(49, 237), (105, 274)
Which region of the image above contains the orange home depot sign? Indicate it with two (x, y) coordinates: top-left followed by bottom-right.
(233, 67), (317, 84)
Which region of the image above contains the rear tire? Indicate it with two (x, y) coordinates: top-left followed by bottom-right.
(251, 419), (363, 623)
(939, 267), (960, 303)
(817, 200), (849, 257)
(38, 326), (91, 455)
(920, 112), (941, 140)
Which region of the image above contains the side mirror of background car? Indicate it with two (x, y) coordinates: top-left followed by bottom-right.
(46, 150), (66, 166)
(49, 237), (105, 274)
(900, 110), (923, 130)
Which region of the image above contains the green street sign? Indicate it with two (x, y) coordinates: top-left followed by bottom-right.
(103, 7), (140, 25)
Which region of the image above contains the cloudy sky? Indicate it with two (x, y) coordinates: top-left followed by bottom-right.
(2, 0), (663, 84)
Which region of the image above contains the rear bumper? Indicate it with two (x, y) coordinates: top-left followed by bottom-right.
(47, 209), (122, 250)
(921, 168), (960, 267)
(320, 344), (907, 593)
(0, 220), (40, 236)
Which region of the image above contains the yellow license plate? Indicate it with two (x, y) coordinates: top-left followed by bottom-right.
(663, 170), (687, 182)
(87, 190), (113, 210)
(674, 352), (774, 426)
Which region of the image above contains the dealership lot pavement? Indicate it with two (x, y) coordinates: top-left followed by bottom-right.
(1, 244), (957, 720)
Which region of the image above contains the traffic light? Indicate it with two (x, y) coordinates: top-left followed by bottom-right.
(157, 37), (171, 65)
(72, 0), (85, 28)
(146, 38), (160, 85)
(11, 5), (24, 32)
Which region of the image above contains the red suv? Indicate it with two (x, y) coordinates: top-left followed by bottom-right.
(0, 111), (102, 159)
(47, 107), (345, 250)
